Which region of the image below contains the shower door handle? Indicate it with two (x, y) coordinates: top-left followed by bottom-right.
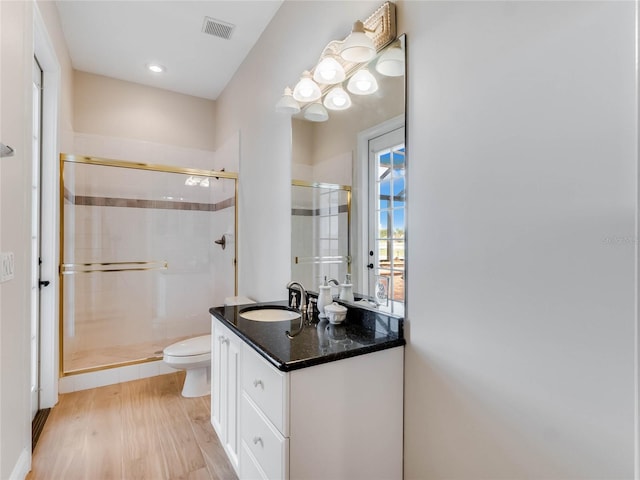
(214, 235), (227, 250)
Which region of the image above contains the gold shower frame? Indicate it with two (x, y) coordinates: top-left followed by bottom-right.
(59, 153), (239, 376)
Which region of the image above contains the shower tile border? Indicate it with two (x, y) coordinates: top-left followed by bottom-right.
(291, 204), (349, 217)
(64, 187), (235, 212)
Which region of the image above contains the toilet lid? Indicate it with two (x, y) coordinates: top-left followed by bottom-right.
(164, 335), (211, 356)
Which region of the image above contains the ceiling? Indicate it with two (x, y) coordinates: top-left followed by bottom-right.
(55, 1), (283, 100)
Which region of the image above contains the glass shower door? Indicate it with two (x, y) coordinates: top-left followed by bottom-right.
(60, 155), (237, 374)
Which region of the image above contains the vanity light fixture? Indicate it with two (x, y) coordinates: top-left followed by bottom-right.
(340, 20), (376, 63)
(147, 63), (166, 73)
(347, 68), (378, 95)
(293, 71), (322, 103)
(275, 87), (301, 114)
(304, 101), (329, 122)
(276, 2), (396, 119)
(375, 43), (405, 77)
(323, 86), (352, 110)
(313, 56), (346, 85)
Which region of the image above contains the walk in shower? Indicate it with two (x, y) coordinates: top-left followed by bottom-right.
(60, 154), (237, 375)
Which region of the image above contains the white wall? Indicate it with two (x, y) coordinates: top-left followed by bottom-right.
(74, 70), (216, 151)
(220, 0), (638, 478)
(0, 1), (34, 477)
(398, 1), (636, 478)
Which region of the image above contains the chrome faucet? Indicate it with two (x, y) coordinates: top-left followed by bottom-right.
(286, 281), (307, 315)
(286, 280), (308, 339)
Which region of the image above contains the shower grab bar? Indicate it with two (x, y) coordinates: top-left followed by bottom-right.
(294, 255), (351, 265)
(61, 260), (168, 274)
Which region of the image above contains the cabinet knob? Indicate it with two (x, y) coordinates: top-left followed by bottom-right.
(253, 379), (264, 389)
(253, 436), (263, 447)
(218, 335), (229, 345)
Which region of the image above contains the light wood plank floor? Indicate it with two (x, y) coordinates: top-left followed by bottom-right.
(28, 372), (237, 480)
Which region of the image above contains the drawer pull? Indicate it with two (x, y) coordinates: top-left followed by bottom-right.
(253, 379), (264, 389)
(253, 436), (263, 447)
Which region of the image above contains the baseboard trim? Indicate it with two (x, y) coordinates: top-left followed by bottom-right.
(9, 447), (30, 480)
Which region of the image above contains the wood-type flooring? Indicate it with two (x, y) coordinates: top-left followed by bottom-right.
(28, 372), (237, 480)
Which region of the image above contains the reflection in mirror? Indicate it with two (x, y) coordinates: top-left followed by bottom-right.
(291, 35), (406, 315)
(291, 182), (351, 293)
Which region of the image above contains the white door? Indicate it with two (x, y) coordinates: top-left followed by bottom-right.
(30, 56), (43, 420)
(367, 127), (405, 316)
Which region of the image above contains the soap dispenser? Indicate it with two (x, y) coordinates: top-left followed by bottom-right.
(339, 273), (355, 302)
(317, 276), (333, 319)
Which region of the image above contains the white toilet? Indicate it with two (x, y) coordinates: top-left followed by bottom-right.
(163, 335), (212, 397)
(163, 296), (255, 397)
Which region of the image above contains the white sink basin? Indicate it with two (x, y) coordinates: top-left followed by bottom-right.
(239, 308), (301, 322)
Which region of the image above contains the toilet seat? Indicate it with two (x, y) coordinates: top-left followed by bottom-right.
(163, 352), (210, 366)
(163, 334), (210, 357)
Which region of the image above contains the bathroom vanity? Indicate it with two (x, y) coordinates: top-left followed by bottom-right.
(210, 301), (404, 480)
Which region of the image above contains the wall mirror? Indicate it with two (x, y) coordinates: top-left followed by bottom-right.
(291, 34), (406, 316)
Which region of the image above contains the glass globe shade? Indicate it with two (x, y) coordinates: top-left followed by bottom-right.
(293, 71), (321, 102)
(324, 87), (352, 111)
(304, 102), (329, 122)
(275, 87), (301, 114)
(347, 68), (378, 95)
(340, 21), (376, 63)
(313, 57), (346, 85)
(376, 46), (405, 77)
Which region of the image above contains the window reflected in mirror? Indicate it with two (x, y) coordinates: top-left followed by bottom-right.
(368, 127), (405, 315)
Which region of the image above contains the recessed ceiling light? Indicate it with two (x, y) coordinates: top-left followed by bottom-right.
(147, 63), (165, 74)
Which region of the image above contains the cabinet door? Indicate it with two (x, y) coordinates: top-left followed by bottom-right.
(225, 333), (241, 469)
(211, 319), (227, 439)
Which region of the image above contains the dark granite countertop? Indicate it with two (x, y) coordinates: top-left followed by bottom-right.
(209, 300), (405, 372)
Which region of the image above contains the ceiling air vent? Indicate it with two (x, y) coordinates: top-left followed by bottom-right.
(202, 17), (235, 40)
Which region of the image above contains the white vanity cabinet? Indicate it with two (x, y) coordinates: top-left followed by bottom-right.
(211, 317), (242, 475)
(239, 343), (404, 480)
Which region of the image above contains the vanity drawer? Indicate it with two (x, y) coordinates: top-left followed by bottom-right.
(242, 344), (289, 435)
(241, 393), (288, 480)
(240, 442), (268, 480)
